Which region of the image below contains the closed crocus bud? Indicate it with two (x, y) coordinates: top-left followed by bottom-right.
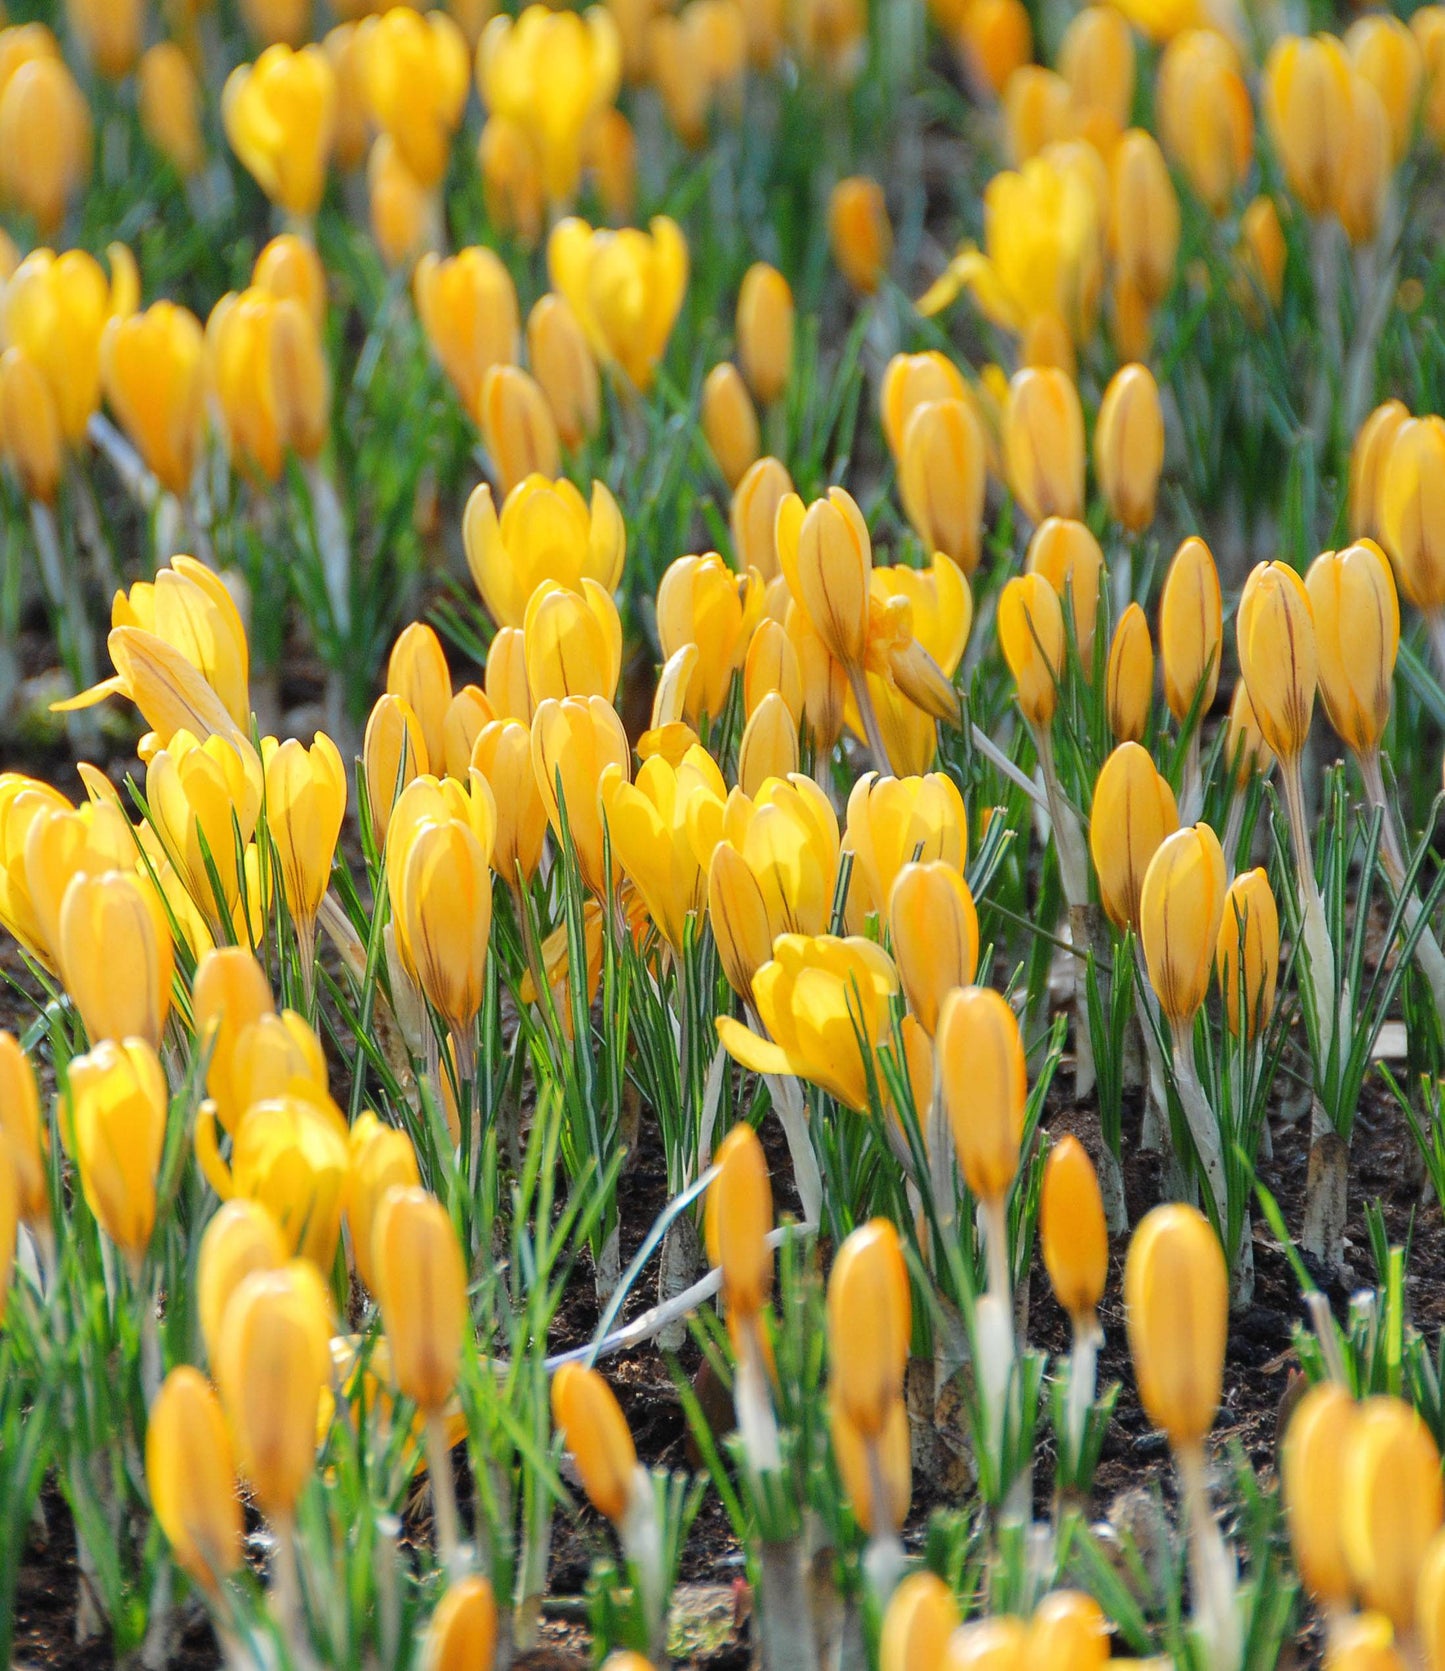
(480, 365), (561, 495)
(524, 578), (622, 704)
(422, 1576), (498, 1671)
(0, 56), (91, 236)
(471, 719), (548, 885)
(1281, 1381), (1357, 1604)
(1090, 742), (1178, 932)
(703, 362), (761, 489)
(1237, 560), (1318, 761)
(67, 0), (143, 79)
(398, 818), (493, 1048)
(1003, 64), (1071, 163)
(737, 691), (799, 794)
(1351, 398), (1410, 543)
(66, 1037), (167, 1264)
(1111, 130), (1179, 309)
(531, 695), (631, 896)
(1336, 74), (1391, 248)
(1106, 603), (1154, 744)
(550, 1363), (639, 1523)
(731, 456), (793, 583)
(58, 869), (174, 1047)
(146, 1368), (244, 1595)
(546, 215), (687, 393)
(0, 347), (63, 503)
(1418, 1527), (1445, 1671)
(372, 1186), (467, 1413)
(100, 302), (207, 499)
(361, 6), (469, 190)
(1342, 1396), (1445, 1633)
(139, 43), (205, 176)
(241, 0), (311, 46)
(997, 572), (1065, 729)
(368, 134), (431, 269)
(1216, 867), (1279, 1040)
(1040, 1136), (1108, 1325)
(602, 746), (726, 949)
(415, 248), (520, 418)
(146, 731), (264, 925)
(777, 486), (873, 671)
(1004, 366), (1085, 524)
(1349, 12), (1424, 162)
(1381, 414), (1445, 614)
(484, 627), (533, 725)
(1096, 363), (1165, 533)
(899, 398), (986, 575)
(1263, 33), (1355, 217)
(937, 985), (1026, 1208)
(959, 0), (1032, 93)
(1157, 30), (1253, 213)
(1025, 518), (1105, 668)
(1124, 1203), (1226, 1450)
(1158, 536), (1222, 727)
(842, 770), (967, 921)
(704, 1122), (773, 1319)
(880, 1572), (959, 1671)
(527, 294), (600, 450)
(880, 351), (969, 461)
(826, 1218), (910, 1438)
(1059, 5), (1133, 124)
(192, 948), (276, 1137)
(0, 1032), (47, 1227)
(1224, 681), (1275, 788)
(1306, 540), (1399, 756)
(197, 1198), (288, 1368)
(479, 113), (545, 248)
(1416, 6), (1445, 140)
(1239, 195), (1287, 313)
(830, 1389), (911, 1536)
(1139, 822), (1228, 1028)
(364, 692), (428, 848)
(828, 176), (892, 295)
(743, 616), (804, 720)
(222, 44), (336, 220)
(888, 861), (979, 1036)
(343, 1111), (420, 1297)
(387, 622), (452, 772)
(657, 552), (763, 721)
(215, 1263), (332, 1522)
(737, 262), (793, 407)
(263, 733), (346, 943)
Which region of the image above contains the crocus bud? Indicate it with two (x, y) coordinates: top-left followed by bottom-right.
(1089, 742), (1178, 932)
(66, 1037), (168, 1264)
(0, 1145), (15, 1324)
(880, 1572), (959, 1671)
(1140, 823), (1228, 1028)
(373, 1186), (467, 1413)
(198, 1198), (288, 1368)
(731, 456), (792, 582)
(937, 985), (1026, 1208)
(1381, 414), (1445, 614)
(139, 43), (205, 177)
(1263, 32), (1354, 217)
(364, 692), (428, 847)
(1038, 1139), (1107, 1331)
(67, 0), (143, 80)
(1025, 517), (1104, 667)
(899, 398), (986, 575)
(737, 692), (799, 794)
(1004, 366), (1085, 524)
(343, 1111), (420, 1298)
(704, 1122), (773, 1319)
(222, 43), (336, 220)
(828, 176), (892, 294)
(1342, 1396), (1444, 1633)
(1216, 867), (1279, 1041)
(1237, 560), (1318, 762)
(527, 293), (600, 449)
(1110, 130), (1179, 310)
(1158, 536), (1222, 728)
(368, 134), (431, 269)
(546, 215), (687, 392)
(263, 732), (347, 942)
(1305, 540), (1399, 757)
(1004, 65), (1071, 162)
(842, 770), (967, 920)
(829, 1390), (911, 1536)
(880, 351), (968, 461)
(1350, 398), (1410, 543)
(1418, 1527), (1445, 1671)
(479, 114), (545, 248)
(1157, 29), (1254, 213)
(1123, 1202), (1226, 1450)
(58, 869), (174, 1048)
(1025, 1591), (1111, 1667)
(1095, 362), (1165, 533)
(1348, 12), (1423, 162)
(0, 1033), (46, 1227)
(1337, 75), (1392, 247)
(0, 347), (63, 502)
(997, 572), (1065, 729)
(415, 249), (520, 420)
(0, 56), (91, 236)
(703, 361), (761, 489)
(1059, 5), (1134, 126)
(524, 578), (622, 704)
(481, 365), (561, 495)
(192, 948), (276, 1137)
(737, 262), (793, 406)
(531, 695), (630, 897)
(386, 622), (452, 773)
(743, 616), (804, 720)
(959, 0), (1032, 93)
(778, 487), (873, 671)
(1239, 195), (1287, 311)
(215, 1263), (332, 1522)
(471, 719), (548, 885)
(826, 1218), (910, 1438)
(1106, 602), (1154, 743)
(464, 474), (625, 630)
(551, 1363), (639, 1523)
(1281, 1381), (1357, 1603)
(100, 302), (207, 499)
(423, 1577), (497, 1671)
(397, 818), (494, 1045)
(1223, 682), (1275, 789)
(146, 1367), (244, 1595)
(361, 6), (469, 189)
(888, 861), (979, 1036)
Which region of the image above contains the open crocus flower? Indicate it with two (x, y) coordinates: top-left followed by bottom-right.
(463, 473), (625, 629)
(716, 932), (900, 1112)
